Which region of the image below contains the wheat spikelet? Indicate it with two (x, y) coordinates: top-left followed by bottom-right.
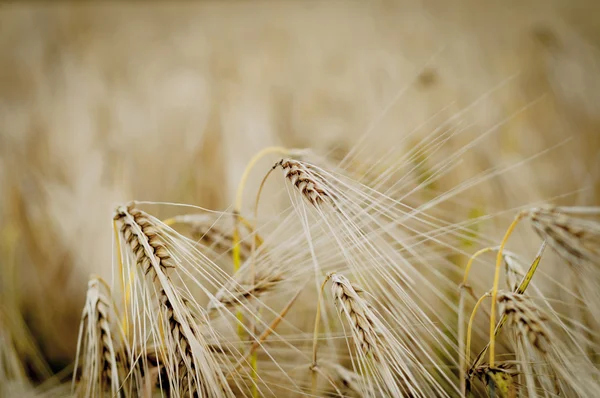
(497, 291), (549, 353)
(192, 226), (251, 260)
(502, 252), (525, 293)
(208, 267), (283, 312)
(529, 206), (600, 354)
(158, 291), (208, 396)
(329, 273), (448, 396)
(330, 274), (379, 357)
(113, 204), (175, 277)
(73, 277), (122, 397)
(276, 159), (334, 207)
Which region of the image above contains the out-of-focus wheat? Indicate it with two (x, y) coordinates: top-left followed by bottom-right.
(1, 1), (600, 397)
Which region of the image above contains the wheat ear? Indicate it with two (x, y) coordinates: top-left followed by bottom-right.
(530, 206), (600, 267)
(73, 276), (122, 397)
(330, 274), (379, 357)
(165, 213), (256, 260)
(114, 204), (175, 277)
(497, 291), (549, 353)
(114, 204), (233, 397)
(468, 363), (517, 398)
(208, 268), (283, 312)
(276, 159), (335, 207)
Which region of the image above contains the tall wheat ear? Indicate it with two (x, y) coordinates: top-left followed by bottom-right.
(529, 206), (600, 267)
(467, 285), (600, 397)
(462, 205), (600, 392)
(113, 203), (238, 398)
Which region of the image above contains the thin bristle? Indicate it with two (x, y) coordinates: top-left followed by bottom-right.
(113, 204), (176, 276)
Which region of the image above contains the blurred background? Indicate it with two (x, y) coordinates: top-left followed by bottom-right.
(1, 0), (599, 381)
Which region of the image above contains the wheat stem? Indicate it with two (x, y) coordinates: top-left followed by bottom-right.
(113, 219), (130, 339)
(459, 246), (496, 396)
(466, 292), (490, 374)
(312, 273), (334, 367)
(232, 148), (289, 367)
(233, 146), (289, 272)
(232, 148), (290, 398)
(490, 211), (526, 367)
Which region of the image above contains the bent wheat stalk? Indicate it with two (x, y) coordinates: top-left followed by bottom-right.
(530, 206), (600, 267)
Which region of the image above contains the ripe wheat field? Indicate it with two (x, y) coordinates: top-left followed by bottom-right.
(1, 1), (599, 397)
